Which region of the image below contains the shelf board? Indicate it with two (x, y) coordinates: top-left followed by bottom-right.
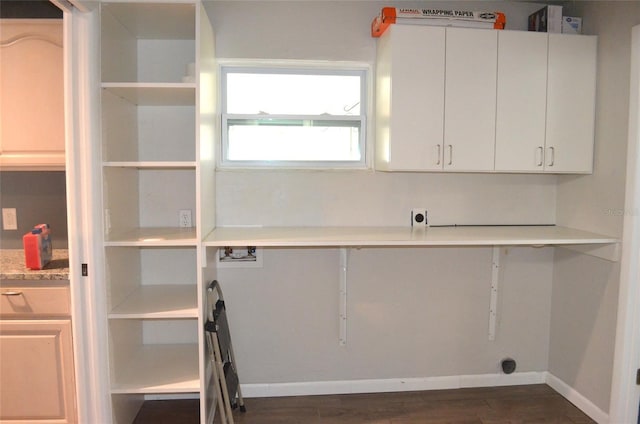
(110, 343), (199, 394)
(103, 161), (197, 169)
(102, 2), (196, 40)
(102, 83), (195, 106)
(105, 227), (198, 246)
(109, 285), (198, 319)
(203, 225), (619, 248)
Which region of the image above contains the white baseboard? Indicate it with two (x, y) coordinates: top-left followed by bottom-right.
(545, 372), (609, 424)
(240, 371), (547, 398)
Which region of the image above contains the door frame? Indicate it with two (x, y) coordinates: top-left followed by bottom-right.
(610, 24), (640, 424)
(54, 1), (111, 422)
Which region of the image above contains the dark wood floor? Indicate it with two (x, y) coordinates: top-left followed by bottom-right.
(133, 384), (596, 424)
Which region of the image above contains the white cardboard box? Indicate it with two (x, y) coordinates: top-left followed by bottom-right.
(562, 16), (582, 34)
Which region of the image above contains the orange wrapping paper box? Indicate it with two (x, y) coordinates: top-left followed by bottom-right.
(23, 224), (52, 270)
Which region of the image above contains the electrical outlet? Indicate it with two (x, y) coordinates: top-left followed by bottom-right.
(2, 208), (17, 230)
(179, 209), (192, 228)
(411, 209), (428, 227)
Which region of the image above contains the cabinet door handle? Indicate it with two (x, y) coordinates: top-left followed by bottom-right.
(448, 145), (453, 166)
(547, 147), (555, 167)
(1, 291), (23, 296)
(436, 144), (441, 165)
(537, 147), (543, 167)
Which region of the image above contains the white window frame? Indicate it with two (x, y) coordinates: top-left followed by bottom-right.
(219, 62), (370, 169)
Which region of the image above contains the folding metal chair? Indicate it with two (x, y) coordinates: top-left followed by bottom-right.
(205, 280), (246, 424)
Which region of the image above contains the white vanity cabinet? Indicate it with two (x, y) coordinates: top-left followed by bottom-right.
(375, 25), (597, 174)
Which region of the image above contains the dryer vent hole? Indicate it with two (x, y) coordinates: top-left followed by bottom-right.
(501, 358), (517, 374)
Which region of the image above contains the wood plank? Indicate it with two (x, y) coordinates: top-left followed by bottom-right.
(131, 385), (596, 424)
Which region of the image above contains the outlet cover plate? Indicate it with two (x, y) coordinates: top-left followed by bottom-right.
(411, 209), (428, 227)
(2, 208), (17, 230)
(179, 210), (192, 228)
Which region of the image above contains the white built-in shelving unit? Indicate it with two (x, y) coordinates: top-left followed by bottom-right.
(99, 2), (217, 423)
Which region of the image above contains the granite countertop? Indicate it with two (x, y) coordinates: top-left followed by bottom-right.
(0, 249), (69, 280)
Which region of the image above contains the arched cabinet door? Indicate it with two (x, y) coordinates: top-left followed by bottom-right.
(0, 20), (65, 170)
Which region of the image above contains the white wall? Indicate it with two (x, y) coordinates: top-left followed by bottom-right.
(207, 0), (561, 388)
(210, 1), (546, 62)
(0, 171), (69, 249)
(209, 0), (557, 228)
(220, 246), (554, 385)
(551, 1), (640, 414)
(215, 171), (556, 227)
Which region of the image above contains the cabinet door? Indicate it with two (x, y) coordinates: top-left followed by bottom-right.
(0, 21), (65, 170)
(545, 34), (597, 173)
(495, 31), (548, 172)
(0, 320), (76, 423)
(444, 28), (497, 171)
(376, 25), (445, 171)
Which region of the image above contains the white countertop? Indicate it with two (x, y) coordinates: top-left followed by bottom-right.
(203, 225), (619, 247)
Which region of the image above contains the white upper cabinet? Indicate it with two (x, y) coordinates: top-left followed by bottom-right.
(443, 28), (497, 171)
(495, 31), (548, 172)
(0, 20), (64, 170)
(545, 34), (597, 173)
(375, 25), (597, 174)
(376, 26), (497, 172)
(375, 25), (445, 171)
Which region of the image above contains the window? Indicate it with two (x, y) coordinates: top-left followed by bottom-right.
(221, 66), (367, 168)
